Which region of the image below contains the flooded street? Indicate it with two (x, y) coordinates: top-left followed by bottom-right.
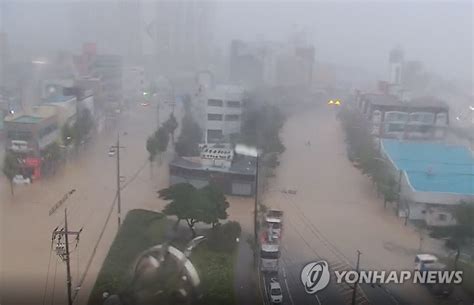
(1, 103), (172, 305)
(262, 106), (459, 305)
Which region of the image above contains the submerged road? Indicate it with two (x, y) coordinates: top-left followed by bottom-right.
(260, 105), (471, 305)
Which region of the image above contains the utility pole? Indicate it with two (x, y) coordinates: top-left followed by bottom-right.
(52, 208), (82, 305)
(110, 133), (125, 227)
(116, 134), (121, 227)
(351, 250), (362, 305)
(254, 154), (259, 244)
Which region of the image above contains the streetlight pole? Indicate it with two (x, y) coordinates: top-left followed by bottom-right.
(351, 250), (362, 305)
(116, 134), (122, 227)
(254, 154), (259, 244)
(110, 133), (125, 227)
(64, 208), (73, 305)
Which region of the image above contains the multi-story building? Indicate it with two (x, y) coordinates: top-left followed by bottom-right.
(150, 0), (216, 73)
(42, 95), (77, 127)
(0, 32), (8, 90)
(91, 55), (123, 113)
(229, 38), (315, 88)
(194, 85), (244, 143)
(4, 106), (59, 179)
(356, 93), (449, 140)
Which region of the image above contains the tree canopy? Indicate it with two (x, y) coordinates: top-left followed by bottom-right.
(2, 151), (20, 195)
(162, 113), (178, 141)
(174, 113), (202, 157)
(339, 107), (400, 206)
(239, 103), (286, 154)
(158, 183), (230, 236)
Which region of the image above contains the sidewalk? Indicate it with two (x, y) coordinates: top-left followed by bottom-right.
(234, 231), (259, 305)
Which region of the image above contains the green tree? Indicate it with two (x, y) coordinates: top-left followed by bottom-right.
(453, 201), (474, 238)
(175, 113), (203, 156)
(61, 124), (74, 146)
(158, 183), (231, 236)
(163, 113), (178, 143)
(146, 135), (158, 162)
(41, 142), (62, 175)
(240, 103), (286, 154)
(450, 201), (474, 269)
(158, 183), (203, 237)
(73, 109), (94, 147)
(199, 184), (230, 228)
(155, 127), (170, 154)
(2, 152), (20, 195)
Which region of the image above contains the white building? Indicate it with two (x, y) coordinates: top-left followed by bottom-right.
(194, 85), (244, 143)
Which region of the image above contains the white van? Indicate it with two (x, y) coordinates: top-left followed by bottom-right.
(414, 254), (438, 271)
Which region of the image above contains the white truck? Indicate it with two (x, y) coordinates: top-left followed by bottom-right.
(265, 209), (283, 240)
(260, 243), (280, 273)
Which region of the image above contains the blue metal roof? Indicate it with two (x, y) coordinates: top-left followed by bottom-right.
(381, 139), (474, 195)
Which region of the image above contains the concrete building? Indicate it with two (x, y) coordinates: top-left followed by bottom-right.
(381, 139), (474, 227)
(170, 143), (256, 196)
(229, 38), (315, 88)
(356, 93), (449, 140)
(4, 106), (59, 179)
(193, 85), (244, 143)
(91, 54), (123, 113)
(146, 0), (216, 73)
(42, 95), (77, 127)
(0, 32), (8, 90)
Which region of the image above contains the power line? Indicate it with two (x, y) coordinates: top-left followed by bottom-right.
(50, 258), (58, 305)
(41, 240), (54, 305)
(72, 194), (118, 304)
(121, 158), (148, 190)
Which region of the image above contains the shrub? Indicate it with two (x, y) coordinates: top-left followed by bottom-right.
(207, 221), (241, 253)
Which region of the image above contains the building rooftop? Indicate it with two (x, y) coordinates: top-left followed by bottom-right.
(208, 85), (245, 100)
(45, 95), (76, 104)
(5, 105), (57, 123)
(362, 94), (449, 110)
(12, 115), (43, 123)
(381, 139), (474, 195)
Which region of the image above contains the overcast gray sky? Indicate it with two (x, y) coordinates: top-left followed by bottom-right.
(215, 0), (473, 82)
(2, 0), (473, 84)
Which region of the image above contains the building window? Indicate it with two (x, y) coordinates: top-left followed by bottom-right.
(225, 114), (240, 121)
(385, 111), (409, 122)
(406, 124), (431, 133)
(438, 214), (447, 221)
(372, 110), (382, 123)
(435, 113), (448, 125)
(7, 130), (32, 141)
(226, 100), (241, 108)
(208, 114), (223, 121)
(386, 123), (404, 133)
(207, 129), (223, 141)
(409, 112), (434, 124)
(208, 99), (223, 107)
